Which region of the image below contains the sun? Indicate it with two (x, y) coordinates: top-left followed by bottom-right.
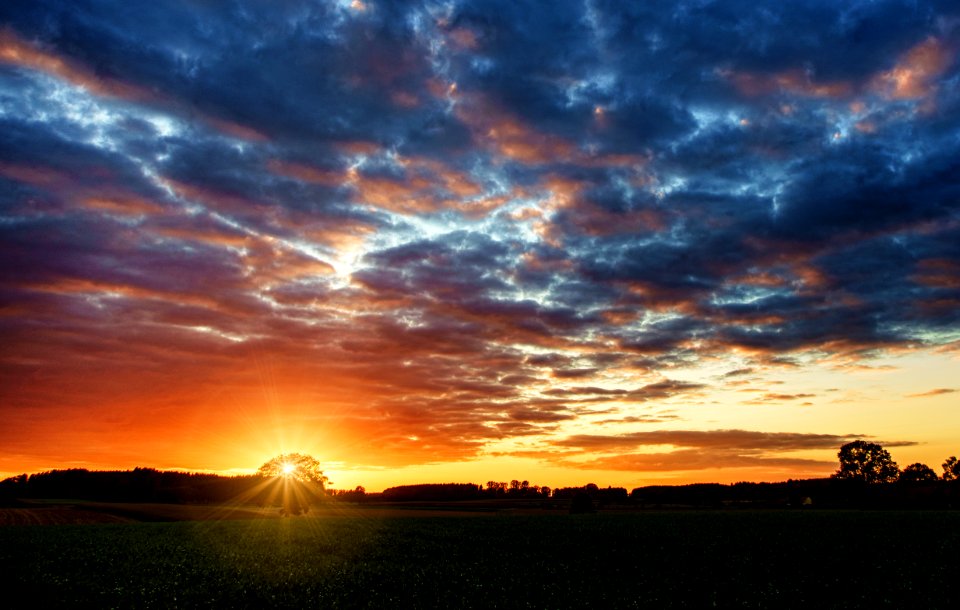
(257, 453), (330, 488)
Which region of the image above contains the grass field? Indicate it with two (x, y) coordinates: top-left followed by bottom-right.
(2, 508), (958, 608)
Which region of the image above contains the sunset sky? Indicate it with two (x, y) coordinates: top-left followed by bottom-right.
(1, 0), (958, 492)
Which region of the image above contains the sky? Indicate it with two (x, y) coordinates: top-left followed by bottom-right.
(1, 0), (958, 492)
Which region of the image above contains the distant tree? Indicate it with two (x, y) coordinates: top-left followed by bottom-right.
(257, 453), (329, 489)
(339, 485), (366, 502)
(381, 483), (482, 501)
(943, 456), (959, 481)
(486, 481), (507, 495)
(257, 453), (328, 515)
(832, 441), (899, 483)
(899, 463), (938, 483)
(507, 479), (534, 497)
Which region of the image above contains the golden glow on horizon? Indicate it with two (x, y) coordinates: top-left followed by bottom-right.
(1, 347), (957, 491)
(1, 13), (958, 496)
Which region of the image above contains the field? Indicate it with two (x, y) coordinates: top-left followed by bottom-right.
(2, 507), (958, 608)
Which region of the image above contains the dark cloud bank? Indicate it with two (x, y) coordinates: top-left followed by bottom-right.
(1, 0), (957, 471)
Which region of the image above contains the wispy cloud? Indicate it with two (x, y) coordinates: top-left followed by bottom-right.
(906, 388), (957, 398)
(542, 430), (916, 472)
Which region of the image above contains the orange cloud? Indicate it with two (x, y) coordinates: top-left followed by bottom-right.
(20, 276), (256, 318)
(298, 221), (375, 252)
(206, 117), (269, 142)
(729, 272), (788, 288)
(455, 94), (576, 165)
(1, 162), (173, 220)
(559, 451), (833, 472)
(912, 258), (960, 289)
(729, 67), (853, 99)
(336, 141), (382, 156)
(82, 196), (167, 217)
(267, 160), (344, 186)
(390, 90), (421, 108)
(0, 29), (152, 101)
(239, 239), (336, 284)
(0, 162), (68, 186)
(905, 388), (956, 398)
(344, 154), (504, 217)
(401, 157), (484, 199)
(488, 117), (576, 164)
(447, 27), (480, 50)
(871, 37), (953, 101)
(0, 29), (267, 142)
(791, 263), (832, 292)
(728, 36), (954, 112)
(348, 172), (439, 214)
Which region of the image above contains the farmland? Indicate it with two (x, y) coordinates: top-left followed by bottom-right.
(2, 508), (959, 608)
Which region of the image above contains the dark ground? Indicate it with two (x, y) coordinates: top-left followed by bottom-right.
(2, 508), (958, 608)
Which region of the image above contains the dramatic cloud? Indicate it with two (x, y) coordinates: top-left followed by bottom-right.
(1, 1), (957, 480)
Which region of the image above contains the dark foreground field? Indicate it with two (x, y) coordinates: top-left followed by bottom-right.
(2, 509), (958, 608)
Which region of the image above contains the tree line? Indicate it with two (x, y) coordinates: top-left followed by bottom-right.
(0, 468), (266, 505)
(373, 482), (630, 506)
(630, 442), (960, 509)
(831, 440), (958, 483)
(2, 442), (957, 509)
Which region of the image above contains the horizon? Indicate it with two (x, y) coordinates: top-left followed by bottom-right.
(3, 437), (952, 495)
(8, 460), (837, 492)
(0, 457), (908, 496)
(1, 1), (958, 491)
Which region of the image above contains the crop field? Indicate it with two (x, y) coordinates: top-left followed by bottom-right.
(2, 509), (958, 608)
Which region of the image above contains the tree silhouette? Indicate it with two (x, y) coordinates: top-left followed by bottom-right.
(943, 456), (959, 481)
(258, 453), (329, 489)
(486, 481), (507, 496)
(899, 463), (937, 483)
(832, 440), (899, 483)
(257, 453), (329, 515)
